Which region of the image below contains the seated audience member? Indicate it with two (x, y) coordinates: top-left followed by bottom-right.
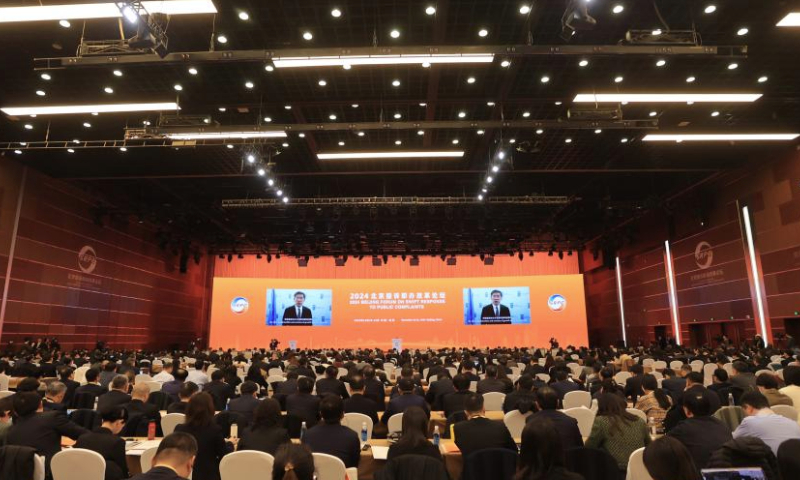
(453, 393), (517, 457)
(238, 398), (291, 455)
(426, 370), (455, 410)
(227, 380), (260, 423)
(130, 432), (197, 480)
(58, 365), (80, 406)
(315, 366), (350, 399)
(730, 360), (757, 393)
(204, 369), (235, 411)
(272, 444), (315, 480)
(777, 439), (800, 480)
(98, 374), (131, 412)
(387, 406), (443, 462)
(286, 377), (321, 427)
(152, 362), (175, 383)
(167, 382), (200, 414)
(460, 361), (481, 383)
(442, 374), (474, 420)
(125, 383), (162, 435)
(362, 366), (387, 410)
(733, 391), (800, 455)
(302, 395), (360, 468)
(382, 378), (430, 424)
(477, 365), (507, 394)
(99, 362), (117, 390)
(343, 377), (379, 425)
(661, 367), (688, 402)
(664, 371), (721, 431)
(389, 366), (425, 398)
(550, 370), (581, 401)
(245, 364), (270, 391)
(43, 381), (68, 412)
(75, 368), (105, 397)
(503, 374), (537, 415)
(528, 386), (583, 450)
(756, 373), (793, 407)
(624, 364), (646, 404)
(163, 368), (189, 404)
(7, 391), (89, 473)
(274, 371), (300, 399)
(516, 416), (584, 480)
(0, 397), (13, 444)
(186, 361), (210, 390)
(589, 367), (614, 396)
(75, 406), (129, 480)
(779, 366), (800, 408)
(708, 368), (734, 405)
(585, 393), (650, 472)
(634, 374), (672, 433)
(667, 391), (732, 469)
(642, 436), (701, 480)
(174, 393), (234, 480)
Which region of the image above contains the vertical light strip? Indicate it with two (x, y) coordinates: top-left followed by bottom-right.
(664, 240), (682, 345)
(0, 167), (27, 339)
(742, 206), (769, 343)
(615, 256), (627, 346)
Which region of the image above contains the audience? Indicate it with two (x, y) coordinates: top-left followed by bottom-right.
(166, 381), (200, 414)
(174, 392), (234, 480)
(286, 377), (321, 428)
(58, 366), (80, 406)
(634, 374), (671, 433)
(454, 393), (517, 457)
(272, 444), (315, 480)
(756, 373), (793, 407)
(387, 406), (443, 461)
(75, 368), (105, 397)
(528, 386), (583, 450)
(730, 361), (757, 393)
(779, 366), (800, 409)
(662, 367), (688, 402)
(227, 380), (259, 423)
(667, 391), (732, 470)
(503, 374), (537, 414)
(163, 369), (189, 404)
(516, 416), (584, 480)
(425, 370), (455, 410)
(204, 369), (235, 411)
(43, 381), (68, 412)
(75, 406), (129, 480)
(624, 364), (645, 404)
(187, 361), (210, 390)
(477, 365), (507, 394)
(707, 368), (733, 406)
(302, 394), (360, 468)
(0, 397), (12, 444)
(442, 374), (473, 419)
(733, 391), (800, 455)
(124, 383), (163, 436)
(585, 393), (650, 471)
(238, 398), (291, 455)
(642, 436), (701, 480)
(382, 378), (430, 424)
(315, 366), (350, 399)
(130, 432), (197, 480)
(343, 376), (380, 425)
(550, 370), (581, 401)
(98, 374), (132, 412)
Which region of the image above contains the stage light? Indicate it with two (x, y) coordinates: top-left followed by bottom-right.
(276, 189), (283, 196)
(35, 90), (46, 96)
(501, 60), (511, 67)
(390, 29), (400, 38)
(318, 151), (464, 160)
(478, 28), (488, 37)
(104, 87), (114, 94)
(24, 124), (33, 130)
(59, 19), (70, 27)
(303, 31), (313, 40)
(174, 84), (183, 91)
(83, 122), (91, 128)
(318, 79), (327, 86)
(0, 0), (218, 23)
(245, 81), (254, 89)
(282, 197), (289, 203)
(572, 93), (761, 103)
(188, 67), (198, 75)
(426, 6), (436, 15)
(612, 5), (624, 14)
(331, 8), (341, 17)
(268, 178), (275, 186)
(492, 165), (499, 173)
(216, 34), (227, 44)
(119, 3), (138, 23)
(614, 76), (624, 83)
(642, 133), (799, 142)
(392, 79), (401, 87)
(704, 5), (717, 14)
(40, 73), (52, 80)
(247, 154), (256, 163)
(166, 131), (287, 140)
(520, 5), (531, 14)
(257, 168), (266, 176)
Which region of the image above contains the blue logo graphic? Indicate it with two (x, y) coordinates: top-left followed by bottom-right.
(548, 294), (567, 312)
(231, 297), (249, 314)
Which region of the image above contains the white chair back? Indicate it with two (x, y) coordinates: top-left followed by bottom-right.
(563, 390), (592, 410)
(387, 413), (404, 434)
(536, 373), (550, 383)
(642, 359), (655, 368)
(140, 447), (159, 473)
(267, 375), (286, 384)
(563, 407), (596, 437)
(503, 410), (530, 438)
(651, 361), (667, 371)
(220, 451), (274, 480)
(268, 368), (284, 377)
(74, 366), (90, 385)
(669, 361), (684, 371)
(422, 368), (430, 379)
(144, 380), (162, 392)
(690, 360), (704, 373)
(33, 454), (45, 480)
(703, 363), (717, 386)
(343, 412), (374, 440)
(0, 375), (9, 392)
(723, 363), (734, 375)
(429, 375), (438, 384)
(0, 391), (14, 400)
(469, 381), (478, 392)
(755, 369), (773, 378)
(447, 367), (457, 378)
(51, 448), (106, 480)
(313, 452), (359, 480)
(772, 404), (798, 421)
(161, 413), (186, 436)
(135, 374), (153, 384)
(483, 392), (506, 411)
(338, 367), (349, 379)
(614, 371), (632, 385)
(625, 447), (653, 480)
(626, 408), (648, 423)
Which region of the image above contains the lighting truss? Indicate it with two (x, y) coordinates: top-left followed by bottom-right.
(221, 196), (572, 208)
(0, 0), (217, 23)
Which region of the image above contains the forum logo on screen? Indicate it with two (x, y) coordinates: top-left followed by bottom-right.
(548, 294), (567, 312)
(78, 245), (97, 274)
(695, 241), (713, 270)
(231, 297), (249, 314)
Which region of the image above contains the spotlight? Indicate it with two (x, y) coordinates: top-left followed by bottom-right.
(561, 0), (597, 41)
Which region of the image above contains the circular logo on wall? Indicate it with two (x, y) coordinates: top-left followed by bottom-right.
(231, 297), (249, 314)
(548, 294), (567, 312)
(78, 245), (97, 274)
(695, 241), (713, 270)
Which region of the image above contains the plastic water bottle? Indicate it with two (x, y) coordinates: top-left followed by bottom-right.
(728, 393), (735, 406)
(433, 425), (440, 446)
(360, 422), (368, 444)
(647, 417), (657, 437)
(300, 421), (307, 441)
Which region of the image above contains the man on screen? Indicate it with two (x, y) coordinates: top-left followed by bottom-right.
(282, 291), (313, 325)
(480, 289), (512, 324)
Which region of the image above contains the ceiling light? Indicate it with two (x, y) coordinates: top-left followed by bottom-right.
(487, 101), (495, 106)
(652, 29), (662, 35)
(649, 111), (657, 117)
(265, 65), (274, 72)
(417, 130), (424, 135)
(247, 154), (256, 163)
(477, 194), (484, 201)
(656, 59), (666, 67)
(267, 177), (275, 185)
(1, 102), (181, 116)
(477, 129), (485, 135)
(342, 64), (351, 70)
(143, 120), (151, 125)
(59, 19), (70, 27)
(520, 5), (531, 14)
(282, 197), (289, 203)
(541, 76), (550, 83)
(393, 113), (401, 119)
(24, 123), (33, 130)
(565, 138), (573, 144)
(478, 28), (488, 37)
(14, 150), (22, 155)
(298, 133), (305, 137)
(572, 93), (761, 103)
(67, 148), (75, 153)
(727, 63), (738, 70)
(72, 139), (80, 143)
(245, 81), (254, 89)
(536, 129), (543, 134)
(174, 84), (183, 91)
(419, 103), (427, 107)
(119, 147), (127, 152)
(395, 140), (402, 145)
(358, 132), (365, 137)
(35, 90), (46, 96)
(497, 151), (505, 159)
(422, 62), (431, 68)
(284, 105), (292, 110)
(486, 176), (493, 183)
(392, 79), (401, 87)
(318, 79), (327, 86)
(686, 101), (695, 105)
(501, 60), (511, 67)
(643, 133), (799, 142)
(452, 139), (460, 144)
(777, 13), (800, 27)
(758, 76), (768, 83)
(614, 76), (624, 83)
(579, 59), (589, 67)
(612, 5), (624, 14)
(509, 138), (516, 143)
(704, 5), (717, 14)
(467, 77), (476, 84)
(272, 54), (494, 69)
(104, 87), (113, 94)
(188, 67), (198, 75)
(338, 141), (345, 146)
(216, 34), (227, 43)
(264, 117), (272, 122)
(595, 129), (602, 134)
(711, 111), (720, 117)
(737, 27), (749, 36)
(0, 1), (217, 23)
(522, 111), (530, 118)
(329, 114), (337, 120)
(492, 165), (500, 172)
(226, 144), (234, 149)
(276, 190), (283, 196)
(331, 8), (341, 17)
(83, 122), (91, 128)
(238, 11), (249, 20)
(91, 112), (98, 116)
(686, 76), (696, 83)
(257, 168), (265, 176)
(554, 101), (562, 106)
(303, 31), (313, 40)
(458, 111), (466, 118)
(620, 138), (629, 143)
(218, 107), (226, 112)
(167, 131), (287, 140)
(351, 104), (359, 108)
(482, 188), (487, 193)
(390, 29), (400, 38)
(426, 6), (436, 15)
(40, 73), (52, 80)
(318, 151), (465, 160)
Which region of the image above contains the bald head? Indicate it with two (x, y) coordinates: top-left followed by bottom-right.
(132, 383), (150, 401)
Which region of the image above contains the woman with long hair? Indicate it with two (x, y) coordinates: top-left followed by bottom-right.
(635, 374), (672, 433)
(245, 364), (269, 391)
(643, 437), (701, 480)
(174, 392), (234, 480)
(238, 397), (290, 455)
(516, 416), (584, 480)
(585, 393), (650, 472)
(272, 444), (315, 480)
(387, 406), (442, 461)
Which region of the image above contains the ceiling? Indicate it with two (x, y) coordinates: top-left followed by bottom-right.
(1, 0), (799, 257)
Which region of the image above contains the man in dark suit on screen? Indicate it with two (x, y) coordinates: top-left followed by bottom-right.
(282, 291), (313, 325)
(480, 289), (511, 324)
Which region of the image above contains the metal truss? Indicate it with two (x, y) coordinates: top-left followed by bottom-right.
(222, 196), (572, 208)
(33, 44), (747, 69)
(0, 138), (275, 151)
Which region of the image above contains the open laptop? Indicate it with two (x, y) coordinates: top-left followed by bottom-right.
(701, 468), (767, 480)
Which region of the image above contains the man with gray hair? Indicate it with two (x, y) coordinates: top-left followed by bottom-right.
(98, 374), (131, 412)
(43, 381), (68, 412)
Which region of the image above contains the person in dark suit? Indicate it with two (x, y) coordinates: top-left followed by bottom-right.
(39, 354), (57, 378)
(730, 361), (757, 393)
(124, 383), (163, 437)
(459, 362), (481, 383)
(167, 382), (200, 414)
(98, 375), (132, 413)
(442, 374), (474, 419)
(228, 381), (260, 424)
(315, 366), (350, 399)
(502, 374), (537, 414)
(664, 372), (721, 432)
(174, 393), (234, 480)
(302, 395), (360, 468)
(550, 370), (582, 401)
(293, 358), (315, 379)
(527, 386), (584, 451)
(388, 367), (425, 399)
(203, 370), (235, 411)
(282, 291), (313, 325)
(286, 377), (321, 428)
(662, 367), (688, 402)
(238, 398), (290, 454)
(625, 364), (646, 404)
(387, 406), (443, 462)
(162, 369), (189, 405)
(43, 381), (68, 412)
(477, 365), (507, 394)
(343, 377), (379, 425)
(667, 390), (731, 469)
(75, 368), (106, 398)
(479, 289), (512, 323)
(362, 366), (387, 411)
(453, 393), (517, 457)
(75, 406), (129, 480)
(129, 432), (197, 480)
(426, 370), (455, 410)
(382, 379), (430, 424)
(707, 368), (734, 405)
(58, 366), (81, 407)
(6, 392), (89, 475)
(272, 372), (299, 409)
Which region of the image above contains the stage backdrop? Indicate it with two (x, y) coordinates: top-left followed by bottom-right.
(210, 274), (588, 349)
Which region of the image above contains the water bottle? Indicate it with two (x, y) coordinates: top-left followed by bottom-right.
(360, 422), (368, 445)
(647, 417), (657, 437)
(728, 393), (735, 406)
(433, 425), (440, 446)
(300, 421), (307, 441)
(147, 420), (156, 441)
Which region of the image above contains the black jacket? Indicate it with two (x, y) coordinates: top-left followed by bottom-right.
(0, 444), (36, 480)
(624, 376), (645, 404)
(442, 391), (472, 419)
(97, 390), (131, 413)
(476, 378), (507, 394)
(6, 411), (89, 472)
(63, 379), (81, 406)
(387, 441), (443, 462)
(382, 394), (430, 424)
(285, 393), (320, 427)
(124, 399), (162, 434)
(204, 381), (235, 411)
(667, 416), (732, 469)
(315, 377), (350, 399)
(174, 422), (232, 480)
(75, 383), (105, 398)
(302, 423), (361, 468)
(343, 394), (380, 425)
(528, 410), (584, 451)
(75, 427), (128, 480)
(706, 437), (781, 480)
(129, 466), (187, 480)
(238, 425), (291, 455)
(502, 391), (536, 414)
(227, 395), (260, 424)
(426, 379), (455, 410)
(453, 417), (517, 458)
